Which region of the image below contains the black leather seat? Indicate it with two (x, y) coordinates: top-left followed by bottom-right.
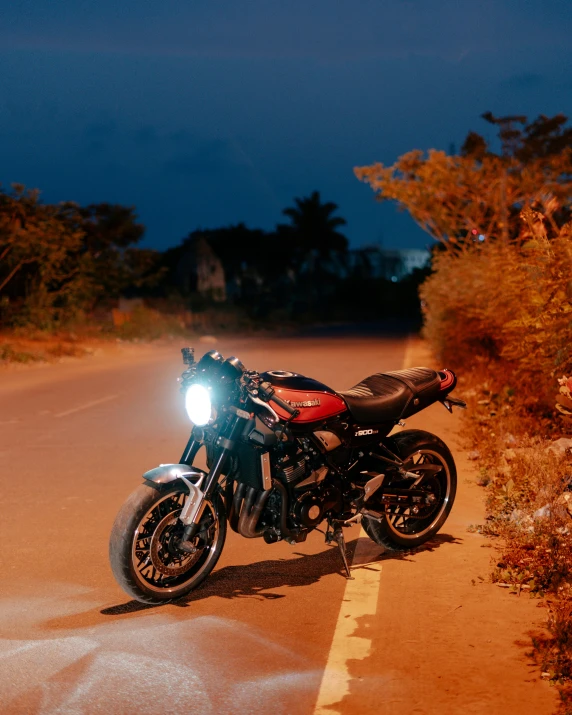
(338, 367), (443, 424)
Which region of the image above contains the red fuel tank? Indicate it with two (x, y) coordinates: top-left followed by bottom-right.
(260, 370), (347, 424)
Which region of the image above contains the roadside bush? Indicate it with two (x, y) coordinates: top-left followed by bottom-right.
(0, 343), (43, 363)
(421, 210), (572, 423)
(421, 209), (572, 707)
(481, 444), (572, 592)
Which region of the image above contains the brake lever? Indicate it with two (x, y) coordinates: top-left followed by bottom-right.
(248, 393), (280, 422)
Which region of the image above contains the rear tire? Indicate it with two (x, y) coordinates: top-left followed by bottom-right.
(363, 429), (457, 552)
(109, 481), (226, 604)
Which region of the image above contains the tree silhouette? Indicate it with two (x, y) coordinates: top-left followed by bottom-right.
(278, 190), (348, 264)
(66, 202), (161, 308)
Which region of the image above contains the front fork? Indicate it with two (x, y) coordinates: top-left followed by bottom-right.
(179, 413), (245, 541)
(180, 433), (202, 466)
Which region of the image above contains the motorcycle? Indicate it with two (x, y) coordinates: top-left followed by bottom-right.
(109, 347), (466, 604)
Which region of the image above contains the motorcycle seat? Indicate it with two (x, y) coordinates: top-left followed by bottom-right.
(338, 367), (450, 424)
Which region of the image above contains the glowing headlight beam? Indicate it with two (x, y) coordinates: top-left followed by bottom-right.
(184, 384), (212, 425)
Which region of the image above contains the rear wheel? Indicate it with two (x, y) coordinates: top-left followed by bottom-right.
(109, 481), (226, 604)
(363, 429), (457, 551)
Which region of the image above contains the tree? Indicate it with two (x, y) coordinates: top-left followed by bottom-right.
(0, 188), (160, 327)
(355, 114), (572, 249)
(278, 190), (348, 265)
(0, 185), (86, 326)
(71, 202), (157, 307)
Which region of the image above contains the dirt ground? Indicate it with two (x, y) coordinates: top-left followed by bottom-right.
(330, 338), (559, 714)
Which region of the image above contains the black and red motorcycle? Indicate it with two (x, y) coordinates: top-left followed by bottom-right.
(109, 347), (466, 604)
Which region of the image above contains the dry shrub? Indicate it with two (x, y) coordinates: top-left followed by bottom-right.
(482, 445), (572, 590)
(475, 432), (572, 702)
(533, 599), (572, 714)
(422, 210), (572, 702)
(535, 599), (572, 677)
(421, 211), (572, 421)
(558, 377), (572, 430)
(0, 338), (90, 363)
(0, 342), (44, 363)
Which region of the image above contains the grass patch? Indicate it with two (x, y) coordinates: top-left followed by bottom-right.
(0, 338), (91, 364)
(0, 343), (45, 363)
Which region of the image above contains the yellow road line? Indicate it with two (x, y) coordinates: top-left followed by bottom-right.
(313, 532), (383, 714)
(314, 338), (416, 713)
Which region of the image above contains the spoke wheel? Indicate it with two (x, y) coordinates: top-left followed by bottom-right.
(110, 481), (226, 604)
(363, 430), (457, 552)
(385, 450), (449, 539)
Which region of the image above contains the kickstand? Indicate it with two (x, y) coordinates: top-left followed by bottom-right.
(333, 526), (354, 580)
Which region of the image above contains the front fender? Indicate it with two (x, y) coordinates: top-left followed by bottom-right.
(143, 463), (205, 488)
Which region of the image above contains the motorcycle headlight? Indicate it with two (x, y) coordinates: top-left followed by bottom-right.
(184, 384), (213, 425)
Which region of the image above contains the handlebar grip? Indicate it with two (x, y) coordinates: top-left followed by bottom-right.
(258, 381), (299, 418)
(271, 393), (299, 417)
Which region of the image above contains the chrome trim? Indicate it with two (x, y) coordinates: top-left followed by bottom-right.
(237, 486), (271, 538)
(143, 464), (204, 485)
(179, 473), (206, 526)
(260, 452), (272, 490)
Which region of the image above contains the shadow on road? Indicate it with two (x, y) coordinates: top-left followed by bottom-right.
(33, 534), (460, 633)
(99, 532), (461, 617)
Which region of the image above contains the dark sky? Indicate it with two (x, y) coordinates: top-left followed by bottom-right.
(1, 1), (571, 250)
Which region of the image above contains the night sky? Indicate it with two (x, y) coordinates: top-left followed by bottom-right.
(1, 1), (571, 251)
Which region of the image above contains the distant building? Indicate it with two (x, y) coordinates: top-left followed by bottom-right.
(176, 236), (227, 302)
(349, 247), (430, 281)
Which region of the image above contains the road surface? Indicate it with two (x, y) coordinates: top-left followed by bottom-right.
(0, 336), (556, 714)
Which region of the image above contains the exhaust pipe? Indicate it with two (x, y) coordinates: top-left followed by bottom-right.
(228, 482), (247, 533)
(271, 479), (297, 540)
(237, 486), (271, 538)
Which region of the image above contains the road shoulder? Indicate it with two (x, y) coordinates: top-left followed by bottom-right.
(324, 338), (557, 714)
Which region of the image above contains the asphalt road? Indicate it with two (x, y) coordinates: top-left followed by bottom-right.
(0, 336), (412, 715)
(0, 336), (559, 714)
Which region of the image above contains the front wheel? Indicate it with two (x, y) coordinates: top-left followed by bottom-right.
(363, 429), (457, 551)
(109, 481), (226, 604)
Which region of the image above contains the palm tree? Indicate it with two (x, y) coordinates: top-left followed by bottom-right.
(279, 190), (348, 261)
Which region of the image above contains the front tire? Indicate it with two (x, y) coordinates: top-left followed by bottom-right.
(363, 429), (457, 552)
(109, 481), (226, 604)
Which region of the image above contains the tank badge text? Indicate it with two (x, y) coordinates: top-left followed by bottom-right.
(287, 398), (321, 408)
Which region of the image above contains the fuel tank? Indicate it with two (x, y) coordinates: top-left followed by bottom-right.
(260, 370), (347, 424)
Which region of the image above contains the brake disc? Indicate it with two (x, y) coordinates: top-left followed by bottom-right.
(149, 510), (200, 577)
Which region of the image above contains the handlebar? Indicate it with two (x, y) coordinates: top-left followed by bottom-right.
(271, 393), (299, 417)
(180, 353), (301, 421)
(258, 382), (299, 418)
